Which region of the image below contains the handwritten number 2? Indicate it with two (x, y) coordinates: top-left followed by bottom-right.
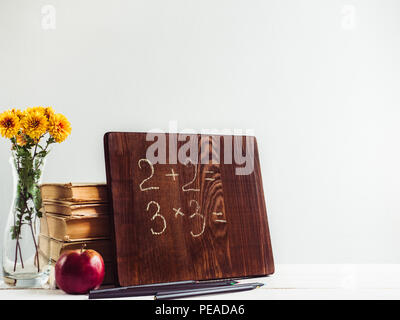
(182, 162), (200, 192)
(138, 158), (159, 191)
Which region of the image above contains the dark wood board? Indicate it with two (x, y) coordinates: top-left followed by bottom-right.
(104, 132), (274, 286)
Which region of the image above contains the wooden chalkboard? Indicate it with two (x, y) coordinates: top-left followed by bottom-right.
(104, 132), (274, 286)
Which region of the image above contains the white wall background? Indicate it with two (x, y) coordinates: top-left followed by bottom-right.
(1, 0), (400, 265)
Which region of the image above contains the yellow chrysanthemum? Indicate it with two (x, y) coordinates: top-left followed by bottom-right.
(16, 133), (28, 146)
(21, 109), (48, 140)
(44, 107), (55, 119)
(48, 114), (71, 143)
(26, 106), (44, 113)
(10, 108), (24, 120)
(0, 110), (20, 138)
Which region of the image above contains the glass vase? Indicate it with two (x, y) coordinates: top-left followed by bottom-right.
(2, 152), (51, 287)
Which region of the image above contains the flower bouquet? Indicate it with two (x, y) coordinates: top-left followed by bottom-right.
(0, 107), (71, 284)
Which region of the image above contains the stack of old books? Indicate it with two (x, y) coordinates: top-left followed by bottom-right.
(38, 183), (115, 287)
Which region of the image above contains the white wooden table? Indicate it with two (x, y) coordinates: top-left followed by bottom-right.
(1, 265), (399, 300)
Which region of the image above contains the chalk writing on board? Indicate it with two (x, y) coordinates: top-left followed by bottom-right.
(145, 201), (225, 237)
(165, 168), (179, 181)
(182, 162), (200, 192)
(137, 158), (226, 237)
(189, 200), (206, 238)
(138, 159), (160, 191)
(213, 212), (227, 223)
(146, 201), (167, 235)
(214, 219), (227, 223)
(173, 207), (184, 218)
(205, 170), (215, 181)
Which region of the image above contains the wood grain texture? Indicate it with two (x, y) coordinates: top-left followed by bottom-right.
(104, 132), (274, 286)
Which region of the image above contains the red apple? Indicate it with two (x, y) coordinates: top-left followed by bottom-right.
(55, 249), (105, 294)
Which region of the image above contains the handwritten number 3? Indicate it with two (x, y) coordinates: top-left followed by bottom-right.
(138, 158), (159, 191)
(189, 200), (206, 238)
(147, 201), (166, 235)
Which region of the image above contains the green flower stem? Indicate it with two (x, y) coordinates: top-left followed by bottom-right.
(10, 133), (55, 272)
(29, 222), (39, 272)
(18, 242), (24, 269)
(13, 213), (24, 272)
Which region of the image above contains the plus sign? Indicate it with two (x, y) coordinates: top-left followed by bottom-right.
(165, 168), (179, 181)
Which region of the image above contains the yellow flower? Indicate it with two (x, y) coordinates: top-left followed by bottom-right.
(16, 133), (28, 146)
(48, 114), (71, 143)
(10, 108), (24, 120)
(44, 107), (55, 119)
(21, 109), (48, 140)
(0, 110), (20, 138)
(25, 106), (45, 115)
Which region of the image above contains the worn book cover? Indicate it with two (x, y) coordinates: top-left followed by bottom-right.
(43, 200), (109, 216)
(40, 183), (108, 202)
(38, 235), (113, 262)
(40, 213), (111, 241)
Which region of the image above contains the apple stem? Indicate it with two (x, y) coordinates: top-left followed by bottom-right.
(81, 243), (87, 253)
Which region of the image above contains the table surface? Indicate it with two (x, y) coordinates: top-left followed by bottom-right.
(1, 264), (400, 300)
